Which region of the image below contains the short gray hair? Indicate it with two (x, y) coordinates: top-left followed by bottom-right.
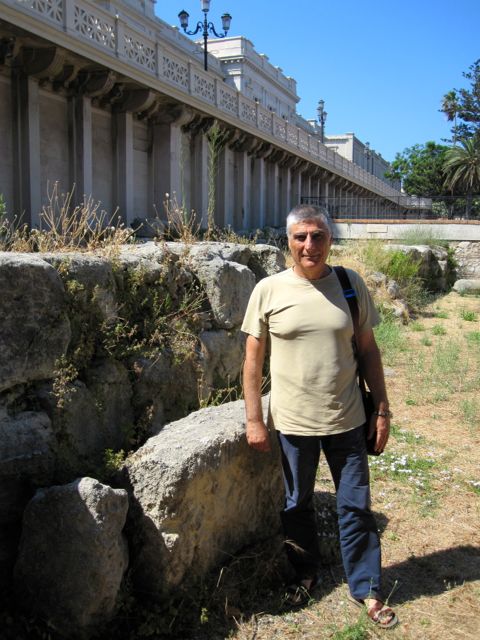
(286, 204), (333, 237)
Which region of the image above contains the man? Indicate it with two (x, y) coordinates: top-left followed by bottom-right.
(241, 204), (398, 628)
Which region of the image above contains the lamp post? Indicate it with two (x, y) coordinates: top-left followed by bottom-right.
(178, 1), (232, 72)
(317, 99), (327, 143)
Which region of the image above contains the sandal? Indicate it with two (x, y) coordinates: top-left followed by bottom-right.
(283, 575), (321, 607)
(348, 595), (399, 629)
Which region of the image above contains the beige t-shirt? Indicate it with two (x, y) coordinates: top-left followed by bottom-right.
(241, 267), (380, 436)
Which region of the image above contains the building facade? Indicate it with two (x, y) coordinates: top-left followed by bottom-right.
(0, 0), (413, 229)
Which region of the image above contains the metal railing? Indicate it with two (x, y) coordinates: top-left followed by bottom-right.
(300, 195), (480, 220)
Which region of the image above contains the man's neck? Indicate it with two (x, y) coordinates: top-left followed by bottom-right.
(293, 264), (331, 280)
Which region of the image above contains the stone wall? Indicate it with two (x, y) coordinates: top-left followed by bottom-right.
(0, 241), (285, 636)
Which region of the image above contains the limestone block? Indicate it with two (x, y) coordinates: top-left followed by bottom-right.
(386, 280), (401, 300)
(38, 362), (133, 475)
(187, 256), (255, 329)
(199, 329), (246, 392)
(84, 359), (134, 451)
(41, 253), (118, 321)
(121, 398), (282, 598)
(0, 253), (71, 392)
(14, 477), (129, 637)
(131, 351), (200, 432)
(453, 279), (480, 294)
(0, 411), (55, 591)
(247, 244), (286, 281)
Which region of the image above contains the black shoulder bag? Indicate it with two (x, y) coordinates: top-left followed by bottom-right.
(333, 266), (380, 456)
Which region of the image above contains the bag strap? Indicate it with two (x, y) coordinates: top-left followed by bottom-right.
(332, 266), (367, 392)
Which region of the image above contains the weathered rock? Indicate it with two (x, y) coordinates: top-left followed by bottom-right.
(453, 279), (480, 294)
(199, 329), (246, 395)
(386, 280), (401, 299)
(385, 244), (452, 291)
(247, 244), (286, 281)
(0, 253), (71, 392)
(366, 271), (387, 287)
(84, 359), (134, 450)
(131, 350), (200, 433)
(0, 410), (55, 591)
(186, 252), (256, 329)
(37, 361), (133, 477)
(14, 477), (129, 637)
(41, 253), (118, 322)
(121, 397), (282, 598)
(453, 241), (480, 279)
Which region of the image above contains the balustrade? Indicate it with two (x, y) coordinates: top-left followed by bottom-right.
(3, 0), (402, 200)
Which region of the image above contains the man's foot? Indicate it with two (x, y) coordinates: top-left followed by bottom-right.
(349, 596), (399, 629)
(283, 575), (321, 607)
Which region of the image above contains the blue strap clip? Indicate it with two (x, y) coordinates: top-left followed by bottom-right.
(343, 287), (356, 299)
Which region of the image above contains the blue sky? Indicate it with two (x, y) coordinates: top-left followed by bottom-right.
(157, 1), (479, 162)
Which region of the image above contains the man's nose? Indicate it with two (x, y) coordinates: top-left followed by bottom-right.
(304, 234), (315, 249)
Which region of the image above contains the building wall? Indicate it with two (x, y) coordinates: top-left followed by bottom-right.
(39, 91), (70, 208)
(0, 74), (14, 213)
(133, 120), (150, 219)
(92, 109), (113, 215)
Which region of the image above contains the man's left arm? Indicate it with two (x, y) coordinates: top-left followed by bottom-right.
(356, 328), (391, 453)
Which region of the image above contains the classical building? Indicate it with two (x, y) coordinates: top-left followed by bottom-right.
(0, 0), (415, 229)
(323, 133), (399, 188)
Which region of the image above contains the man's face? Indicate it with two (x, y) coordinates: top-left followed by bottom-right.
(288, 219), (332, 279)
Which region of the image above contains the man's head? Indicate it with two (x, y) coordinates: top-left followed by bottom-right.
(286, 205), (333, 280)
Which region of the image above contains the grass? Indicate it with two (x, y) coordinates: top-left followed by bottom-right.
(460, 309), (478, 322)
(395, 227), (449, 248)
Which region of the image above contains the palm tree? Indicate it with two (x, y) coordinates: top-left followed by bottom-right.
(443, 138), (480, 218)
(441, 90), (460, 145)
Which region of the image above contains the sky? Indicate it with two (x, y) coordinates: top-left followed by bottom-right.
(157, 0), (479, 162)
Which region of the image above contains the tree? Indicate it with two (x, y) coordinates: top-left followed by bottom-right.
(443, 137), (480, 218)
(443, 59), (480, 142)
(385, 142), (449, 196)
(441, 90), (460, 145)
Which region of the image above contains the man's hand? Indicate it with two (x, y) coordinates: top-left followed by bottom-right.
(246, 420), (271, 452)
(368, 415), (390, 453)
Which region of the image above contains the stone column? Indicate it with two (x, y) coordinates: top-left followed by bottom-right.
(11, 71), (41, 226)
(291, 170), (302, 208)
(151, 123), (183, 221)
(191, 132), (209, 227)
(251, 156), (266, 228)
(216, 146), (234, 227)
(265, 161), (279, 226)
(68, 95), (93, 207)
(113, 111), (133, 224)
(233, 150), (250, 230)
(279, 166), (292, 218)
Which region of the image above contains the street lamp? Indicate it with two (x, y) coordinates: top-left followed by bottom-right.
(317, 99), (327, 143)
(178, 1), (232, 72)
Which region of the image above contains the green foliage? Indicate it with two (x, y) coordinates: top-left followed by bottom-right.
(363, 241), (427, 308)
(206, 122), (228, 237)
(396, 226), (449, 248)
(443, 138), (480, 212)
(460, 399), (480, 430)
(332, 619), (368, 640)
(443, 59), (480, 142)
(373, 316), (407, 366)
(460, 309), (478, 321)
(432, 324), (447, 335)
(384, 141), (449, 196)
(466, 330), (480, 344)
(410, 321), (426, 331)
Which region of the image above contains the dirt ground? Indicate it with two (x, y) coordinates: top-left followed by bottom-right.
(194, 288), (480, 640)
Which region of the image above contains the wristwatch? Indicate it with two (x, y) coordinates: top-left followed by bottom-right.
(373, 410), (393, 418)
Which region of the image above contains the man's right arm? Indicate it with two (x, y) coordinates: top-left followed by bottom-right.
(243, 333), (270, 452)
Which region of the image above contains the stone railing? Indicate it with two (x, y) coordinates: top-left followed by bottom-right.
(4, 0), (404, 200)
